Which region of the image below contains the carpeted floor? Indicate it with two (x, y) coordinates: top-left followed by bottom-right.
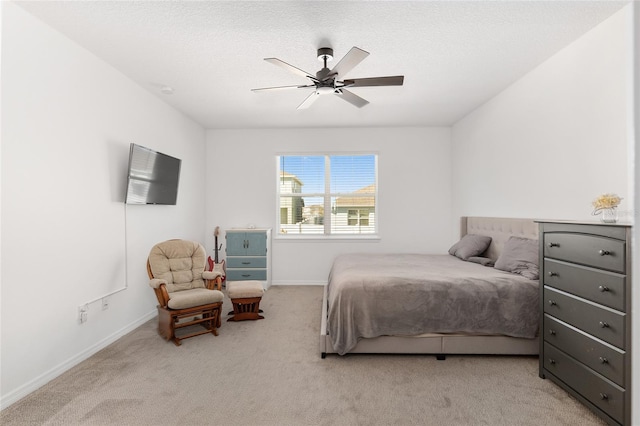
(1, 285), (605, 425)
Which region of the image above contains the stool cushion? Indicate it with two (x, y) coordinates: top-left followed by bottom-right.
(228, 281), (264, 299)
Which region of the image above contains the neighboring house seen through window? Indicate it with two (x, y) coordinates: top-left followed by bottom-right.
(277, 154), (377, 236)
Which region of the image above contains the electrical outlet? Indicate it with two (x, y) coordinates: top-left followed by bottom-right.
(78, 304), (88, 324)
(102, 297), (109, 311)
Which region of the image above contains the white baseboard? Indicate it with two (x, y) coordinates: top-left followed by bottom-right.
(0, 310), (157, 410)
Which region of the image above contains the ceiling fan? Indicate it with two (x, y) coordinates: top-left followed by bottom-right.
(252, 46), (404, 109)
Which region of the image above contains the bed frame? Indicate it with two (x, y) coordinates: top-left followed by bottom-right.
(320, 216), (540, 358)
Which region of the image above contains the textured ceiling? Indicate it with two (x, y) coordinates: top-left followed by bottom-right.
(15, 1), (629, 129)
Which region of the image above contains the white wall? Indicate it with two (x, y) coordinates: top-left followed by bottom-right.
(451, 6), (632, 223)
(631, 4), (639, 424)
(0, 2), (207, 407)
(206, 127), (452, 284)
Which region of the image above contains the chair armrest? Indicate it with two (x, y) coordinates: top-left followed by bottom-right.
(205, 275), (223, 291)
(202, 270), (222, 280)
(150, 283), (170, 307)
(149, 278), (167, 289)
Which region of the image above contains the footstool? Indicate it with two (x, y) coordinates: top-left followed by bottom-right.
(227, 280), (265, 321)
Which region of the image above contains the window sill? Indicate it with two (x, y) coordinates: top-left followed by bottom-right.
(274, 234), (381, 242)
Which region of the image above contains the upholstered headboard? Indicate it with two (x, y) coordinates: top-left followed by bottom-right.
(460, 217), (538, 261)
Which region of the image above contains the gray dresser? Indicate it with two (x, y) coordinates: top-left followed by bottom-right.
(225, 228), (271, 288)
(538, 221), (632, 425)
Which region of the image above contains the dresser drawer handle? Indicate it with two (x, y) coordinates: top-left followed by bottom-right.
(241, 262), (251, 265)
(547, 242), (560, 248)
(548, 329), (556, 336)
(548, 300), (557, 306)
(241, 274), (251, 277)
(599, 321), (609, 328)
(548, 272), (558, 277)
(599, 393), (609, 401)
(549, 358), (556, 365)
(599, 357), (609, 364)
(598, 285), (610, 292)
(598, 249), (611, 256)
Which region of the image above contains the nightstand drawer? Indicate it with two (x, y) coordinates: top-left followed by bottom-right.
(544, 315), (625, 386)
(226, 257), (267, 269)
(544, 287), (625, 348)
(544, 259), (626, 311)
(544, 342), (624, 424)
(544, 232), (625, 273)
(226, 269), (267, 281)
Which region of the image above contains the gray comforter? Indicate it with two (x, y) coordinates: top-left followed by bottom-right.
(327, 253), (539, 355)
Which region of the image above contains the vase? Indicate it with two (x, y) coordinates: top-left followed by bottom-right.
(600, 208), (618, 224)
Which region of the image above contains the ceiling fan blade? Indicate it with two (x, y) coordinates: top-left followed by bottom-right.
(252, 84), (315, 92)
(297, 91), (320, 109)
(337, 89), (369, 108)
(343, 76), (404, 87)
(328, 47), (369, 79)
(264, 58), (317, 81)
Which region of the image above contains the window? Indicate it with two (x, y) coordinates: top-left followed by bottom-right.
(348, 209), (370, 227)
(277, 154), (377, 236)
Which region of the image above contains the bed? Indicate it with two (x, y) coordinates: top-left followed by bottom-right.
(320, 216), (540, 358)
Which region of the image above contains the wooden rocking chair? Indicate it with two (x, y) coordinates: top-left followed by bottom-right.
(147, 240), (224, 345)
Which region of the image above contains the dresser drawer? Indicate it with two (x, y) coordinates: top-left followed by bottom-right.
(226, 269), (267, 281)
(544, 315), (625, 386)
(226, 257), (267, 269)
(544, 232), (625, 273)
(544, 287), (625, 348)
(544, 259), (626, 311)
(544, 343), (624, 424)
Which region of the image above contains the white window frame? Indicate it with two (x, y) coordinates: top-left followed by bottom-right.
(275, 153), (379, 240)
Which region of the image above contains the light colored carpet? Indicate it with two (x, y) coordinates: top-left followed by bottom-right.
(1, 285), (605, 426)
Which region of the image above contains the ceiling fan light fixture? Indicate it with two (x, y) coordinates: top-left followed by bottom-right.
(316, 86), (334, 95)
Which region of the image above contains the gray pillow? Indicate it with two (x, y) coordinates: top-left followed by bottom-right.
(448, 234), (492, 261)
(494, 236), (539, 280)
(467, 256), (495, 267)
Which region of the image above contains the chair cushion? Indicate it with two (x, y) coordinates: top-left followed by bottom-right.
(227, 281), (264, 299)
(148, 240), (207, 293)
(167, 288), (224, 309)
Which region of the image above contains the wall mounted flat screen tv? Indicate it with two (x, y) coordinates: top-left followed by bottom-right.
(125, 143), (181, 205)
